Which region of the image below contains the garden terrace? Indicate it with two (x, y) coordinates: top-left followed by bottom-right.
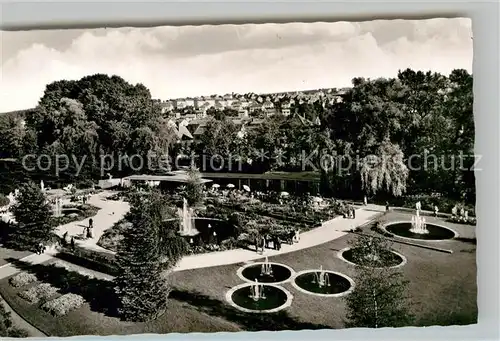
(0, 210), (476, 336)
(201, 171), (321, 195)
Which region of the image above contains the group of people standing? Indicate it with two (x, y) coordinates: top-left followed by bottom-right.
(343, 205), (356, 219)
(415, 201), (440, 217)
(254, 229), (300, 254)
(451, 205), (468, 219)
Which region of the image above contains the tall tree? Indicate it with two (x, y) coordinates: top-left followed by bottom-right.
(360, 136), (409, 197)
(8, 182), (53, 251)
(114, 190), (171, 321)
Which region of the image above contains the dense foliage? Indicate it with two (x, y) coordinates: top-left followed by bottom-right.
(114, 190), (187, 321)
(7, 182), (54, 251)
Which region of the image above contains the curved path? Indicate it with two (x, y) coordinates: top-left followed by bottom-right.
(0, 192), (385, 279)
(0, 296), (47, 337)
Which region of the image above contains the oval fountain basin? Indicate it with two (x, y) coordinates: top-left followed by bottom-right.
(240, 263), (293, 283)
(293, 271), (353, 296)
(385, 222), (457, 241)
(341, 248), (405, 268)
(230, 285), (289, 312)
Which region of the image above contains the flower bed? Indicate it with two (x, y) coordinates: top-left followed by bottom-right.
(9, 272), (37, 288)
(18, 283), (59, 304)
(392, 195), (476, 217)
(51, 204), (99, 227)
(41, 293), (85, 316)
(448, 216), (476, 226)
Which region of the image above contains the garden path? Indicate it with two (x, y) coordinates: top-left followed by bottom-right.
(0, 191), (385, 280)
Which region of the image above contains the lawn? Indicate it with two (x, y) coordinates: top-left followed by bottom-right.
(0, 247), (31, 267)
(170, 211), (477, 328)
(0, 258), (242, 336)
(0, 211), (477, 336)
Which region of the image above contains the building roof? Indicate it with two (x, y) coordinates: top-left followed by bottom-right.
(178, 124), (194, 139)
(124, 173), (213, 184)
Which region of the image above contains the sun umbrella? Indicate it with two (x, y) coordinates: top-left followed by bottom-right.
(212, 184), (220, 188)
(280, 191), (289, 197)
(312, 196), (323, 203)
(227, 184), (235, 188)
(243, 185), (251, 192)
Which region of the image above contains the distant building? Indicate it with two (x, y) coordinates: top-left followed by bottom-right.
(281, 102), (292, 116)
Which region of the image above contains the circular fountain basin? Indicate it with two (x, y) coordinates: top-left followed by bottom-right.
(338, 247), (407, 269)
(237, 262), (295, 284)
(383, 221), (458, 241)
(225, 283), (293, 313)
(166, 217), (236, 244)
(292, 270), (354, 297)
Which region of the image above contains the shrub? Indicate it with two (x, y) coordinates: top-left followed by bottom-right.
(41, 293), (85, 316)
(52, 260), (100, 279)
(18, 283), (59, 304)
(396, 195), (476, 216)
(9, 272), (37, 288)
(57, 246), (118, 276)
(448, 216), (477, 226)
(0, 194), (9, 207)
(50, 204), (99, 227)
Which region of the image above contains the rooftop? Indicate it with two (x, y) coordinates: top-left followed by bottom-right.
(124, 173), (213, 184)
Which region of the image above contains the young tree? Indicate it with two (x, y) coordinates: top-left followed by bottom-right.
(344, 266), (414, 328)
(114, 190), (171, 321)
(347, 234), (395, 268)
(8, 182), (53, 251)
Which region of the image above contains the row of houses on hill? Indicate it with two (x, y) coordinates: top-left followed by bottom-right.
(165, 112), (320, 144)
(159, 88), (349, 120)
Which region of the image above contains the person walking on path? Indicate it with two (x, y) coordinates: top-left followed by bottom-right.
(352, 207), (356, 219)
(87, 225), (93, 239)
(70, 237), (75, 250)
(363, 196), (367, 206)
(434, 205), (439, 217)
(275, 237), (282, 251)
(385, 201), (390, 212)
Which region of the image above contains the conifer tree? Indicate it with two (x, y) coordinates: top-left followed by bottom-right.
(9, 181), (53, 251)
(114, 190), (171, 321)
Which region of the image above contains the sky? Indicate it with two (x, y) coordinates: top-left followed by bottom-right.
(0, 18), (472, 112)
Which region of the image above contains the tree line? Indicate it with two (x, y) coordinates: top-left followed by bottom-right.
(0, 69), (474, 203)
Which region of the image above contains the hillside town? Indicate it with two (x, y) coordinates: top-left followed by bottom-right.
(154, 88), (347, 142)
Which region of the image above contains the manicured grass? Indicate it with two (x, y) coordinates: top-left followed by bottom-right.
(0, 247), (31, 267)
(0, 211), (477, 335)
(170, 211), (477, 328)
(0, 259), (241, 336)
